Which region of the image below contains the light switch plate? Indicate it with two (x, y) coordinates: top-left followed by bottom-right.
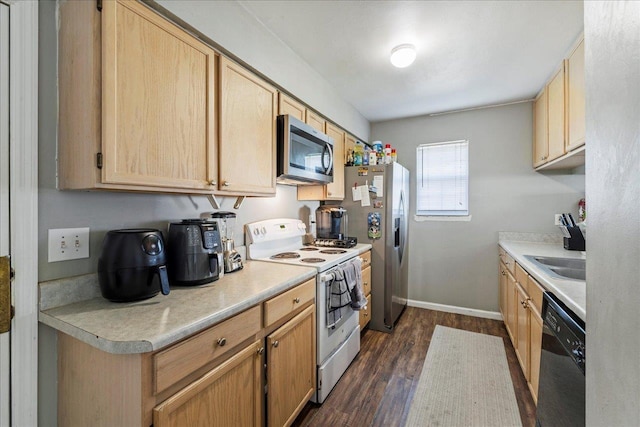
(48, 227), (90, 262)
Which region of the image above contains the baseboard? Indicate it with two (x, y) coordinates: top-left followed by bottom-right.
(407, 299), (503, 321)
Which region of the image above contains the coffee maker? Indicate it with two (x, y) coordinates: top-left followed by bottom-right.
(315, 205), (357, 248)
(210, 212), (244, 273)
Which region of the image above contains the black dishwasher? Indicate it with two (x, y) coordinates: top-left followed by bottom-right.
(536, 292), (585, 427)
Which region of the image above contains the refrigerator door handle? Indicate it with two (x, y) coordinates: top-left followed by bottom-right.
(398, 189), (406, 264)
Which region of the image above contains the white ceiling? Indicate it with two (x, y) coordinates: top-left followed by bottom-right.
(238, 0), (584, 122)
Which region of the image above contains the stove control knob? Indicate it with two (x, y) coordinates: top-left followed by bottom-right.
(261, 226), (267, 235)
(253, 228), (259, 236)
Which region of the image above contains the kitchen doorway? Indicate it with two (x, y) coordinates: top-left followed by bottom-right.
(0, 1), (39, 425)
(0, 3), (10, 425)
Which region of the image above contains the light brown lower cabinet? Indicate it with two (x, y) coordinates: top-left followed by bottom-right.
(498, 249), (544, 404)
(266, 305), (316, 427)
(359, 251), (372, 330)
(153, 340), (263, 427)
(57, 279), (317, 427)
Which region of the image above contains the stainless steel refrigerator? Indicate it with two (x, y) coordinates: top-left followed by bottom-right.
(343, 163), (409, 332)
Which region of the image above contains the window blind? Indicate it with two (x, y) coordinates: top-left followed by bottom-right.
(416, 140), (469, 216)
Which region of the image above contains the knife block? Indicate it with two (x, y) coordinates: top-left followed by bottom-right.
(563, 226), (586, 251)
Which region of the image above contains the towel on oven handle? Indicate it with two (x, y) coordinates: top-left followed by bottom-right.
(344, 257), (367, 310)
(326, 267), (350, 329)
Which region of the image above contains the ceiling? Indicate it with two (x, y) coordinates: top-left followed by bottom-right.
(238, 0), (584, 122)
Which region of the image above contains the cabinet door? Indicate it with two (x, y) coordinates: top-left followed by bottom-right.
(566, 38), (585, 151)
(359, 294), (372, 330)
(278, 93), (305, 121)
(499, 261), (508, 321)
(324, 123), (345, 200)
(267, 304), (316, 427)
(515, 283), (530, 381)
(533, 89), (548, 167)
(102, 0), (217, 190)
(219, 57), (277, 195)
(505, 271), (517, 344)
(529, 306), (543, 404)
(547, 64), (566, 162)
(153, 340), (263, 427)
(306, 110), (326, 133)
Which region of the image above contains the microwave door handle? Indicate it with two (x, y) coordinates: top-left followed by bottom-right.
(322, 143), (334, 174)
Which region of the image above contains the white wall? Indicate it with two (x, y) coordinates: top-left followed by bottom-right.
(371, 103), (585, 312)
(585, 2), (640, 426)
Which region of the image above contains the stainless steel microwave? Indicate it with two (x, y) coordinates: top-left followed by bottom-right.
(277, 114), (334, 185)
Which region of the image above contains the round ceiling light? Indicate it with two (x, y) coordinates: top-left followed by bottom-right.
(390, 44), (416, 68)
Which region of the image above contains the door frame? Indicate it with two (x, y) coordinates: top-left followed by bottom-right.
(6, 1), (38, 426)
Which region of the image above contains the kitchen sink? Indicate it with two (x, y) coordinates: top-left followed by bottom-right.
(524, 255), (586, 281)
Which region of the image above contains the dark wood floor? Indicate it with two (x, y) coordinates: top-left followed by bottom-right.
(293, 307), (536, 427)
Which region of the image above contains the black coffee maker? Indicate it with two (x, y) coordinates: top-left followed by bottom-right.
(98, 229), (171, 302)
(167, 219), (223, 285)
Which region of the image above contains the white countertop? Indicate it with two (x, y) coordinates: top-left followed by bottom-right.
(499, 240), (586, 322)
(39, 243), (373, 355)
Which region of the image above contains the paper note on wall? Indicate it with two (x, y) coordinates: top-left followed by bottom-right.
(360, 185), (371, 207)
(373, 176), (384, 197)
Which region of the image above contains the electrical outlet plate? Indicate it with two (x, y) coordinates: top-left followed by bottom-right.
(554, 214), (563, 226)
(48, 227), (90, 262)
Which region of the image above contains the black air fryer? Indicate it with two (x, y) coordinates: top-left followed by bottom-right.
(98, 229), (170, 302)
(167, 219), (222, 286)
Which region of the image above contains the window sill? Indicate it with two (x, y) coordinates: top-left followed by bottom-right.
(414, 215), (472, 222)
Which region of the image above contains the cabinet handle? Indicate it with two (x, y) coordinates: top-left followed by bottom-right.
(217, 337), (226, 347)
(501, 270), (506, 276)
(222, 181), (230, 187)
(327, 192), (332, 196)
(257, 347), (264, 355)
(272, 340), (279, 348)
(209, 180), (217, 186)
(293, 297), (300, 304)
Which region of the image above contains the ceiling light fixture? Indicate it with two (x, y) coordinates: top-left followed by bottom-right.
(390, 44), (416, 68)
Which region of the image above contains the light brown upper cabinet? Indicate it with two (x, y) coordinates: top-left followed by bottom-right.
(306, 110), (327, 133)
(59, 0), (218, 193)
(297, 122), (346, 201)
(533, 35), (585, 170)
(547, 64), (567, 162)
(219, 57), (278, 195)
(533, 89), (549, 168)
(278, 93), (306, 122)
(566, 38), (585, 151)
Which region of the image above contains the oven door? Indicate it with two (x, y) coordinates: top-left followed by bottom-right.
(277, 114), (333, 185)
(317, 269), (359, 364)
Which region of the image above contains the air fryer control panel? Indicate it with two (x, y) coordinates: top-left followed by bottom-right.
(201, 223), (221, 251)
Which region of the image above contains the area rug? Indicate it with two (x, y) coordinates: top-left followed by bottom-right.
(405, 325), (523, 427)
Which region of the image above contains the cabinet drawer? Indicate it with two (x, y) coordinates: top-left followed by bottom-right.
(359, 250), (371, 270)
(501, 251), (515, 275)
(515, 262), (529, 287)
(362, 266), (371, 296)
(527, 276), (545, 314)
(153, 305), (261, 394)
(264, 278), (315, 327)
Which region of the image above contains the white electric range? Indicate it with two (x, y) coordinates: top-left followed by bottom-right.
(246, 218), (362, 404)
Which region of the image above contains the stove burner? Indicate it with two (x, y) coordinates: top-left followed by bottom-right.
(299, 247), (319, 251)
(271, 252), (301, 260)
(300, 257), (326, 263)
(319, 249), (347, 255)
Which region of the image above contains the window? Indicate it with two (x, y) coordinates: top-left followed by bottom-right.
(416, 140), (469, 217)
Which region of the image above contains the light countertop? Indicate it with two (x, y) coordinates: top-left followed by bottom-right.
(39, 243), (373, 355)
(39, 261), (317, 354)
(498, 239), (586, 322)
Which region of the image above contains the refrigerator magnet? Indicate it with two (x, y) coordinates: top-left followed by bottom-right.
(373, 200), (384, 209)
(368, 212), (381, 239)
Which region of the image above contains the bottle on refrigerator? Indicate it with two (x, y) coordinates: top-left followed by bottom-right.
(384, 144), (392, 164)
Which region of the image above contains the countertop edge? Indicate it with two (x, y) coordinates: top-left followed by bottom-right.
(40, 266), (318, 354)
